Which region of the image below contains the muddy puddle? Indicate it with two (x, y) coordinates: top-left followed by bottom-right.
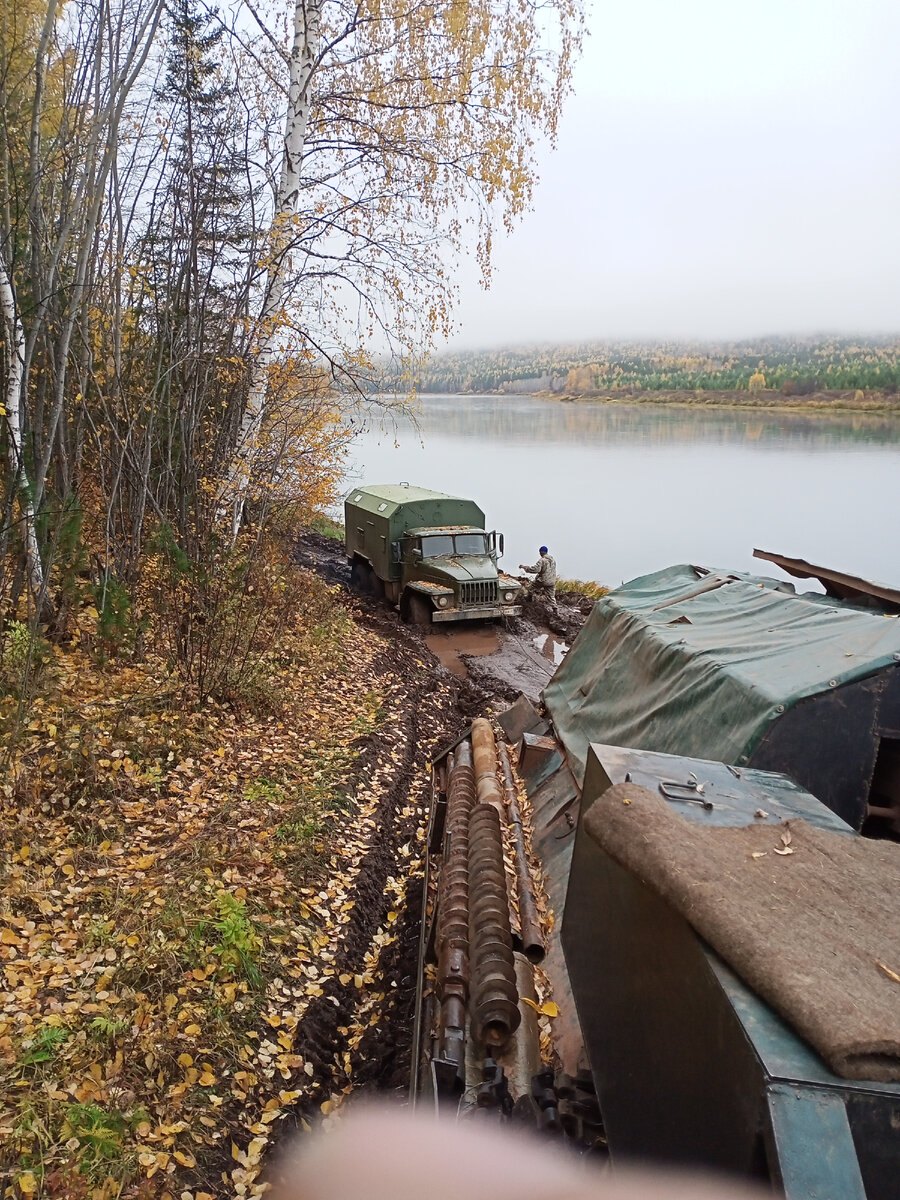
(533, 632), (568, 666)
(425, 626), (502, 675)
(424, 623), (570, 703)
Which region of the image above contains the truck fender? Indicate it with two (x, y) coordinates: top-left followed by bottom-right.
(403, 581), (452, 598)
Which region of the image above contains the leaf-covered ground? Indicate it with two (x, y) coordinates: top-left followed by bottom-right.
(0, 577), (473, 1198)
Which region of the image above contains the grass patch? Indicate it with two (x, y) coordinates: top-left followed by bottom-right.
(20, 1025), (70, 1067)
(307, 512), (344, 540)
(556, 578), (610, 600)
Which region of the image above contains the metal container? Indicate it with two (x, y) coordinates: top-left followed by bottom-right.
(562, 743), (900, 1200)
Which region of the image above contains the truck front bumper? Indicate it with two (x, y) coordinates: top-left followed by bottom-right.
(431, 605), (522, 623)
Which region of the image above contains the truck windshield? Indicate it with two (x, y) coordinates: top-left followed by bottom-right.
(454, 533), (488, 555)
(420, 535), (455, 557)
(418, 533), (488, 557)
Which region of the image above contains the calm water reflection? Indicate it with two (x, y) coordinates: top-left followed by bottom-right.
(345, 395), (900, 588)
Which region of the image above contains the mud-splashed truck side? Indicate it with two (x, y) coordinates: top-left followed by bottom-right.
(345, 484), (523, 624)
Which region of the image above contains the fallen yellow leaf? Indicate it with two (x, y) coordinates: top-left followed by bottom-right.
(522, 998), (560, 1017)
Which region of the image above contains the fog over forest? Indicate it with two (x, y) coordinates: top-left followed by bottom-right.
(446, 0), (900, 348)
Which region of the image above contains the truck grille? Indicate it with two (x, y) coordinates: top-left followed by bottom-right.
(460, 580), (498, 607)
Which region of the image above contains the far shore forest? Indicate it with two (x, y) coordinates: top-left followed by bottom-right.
(411, 336), (900, 406)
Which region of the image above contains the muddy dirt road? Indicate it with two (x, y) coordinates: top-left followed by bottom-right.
(259, 530), (593, 1176)
(293, 528), (589, 704)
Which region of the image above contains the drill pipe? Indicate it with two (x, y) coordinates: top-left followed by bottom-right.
(468, 803), (521, 1048)
(471, 717), (522, 942)
(497, 740), (545, 964)
(435, 739), (476, 1078)
(471, 718), (505, 815)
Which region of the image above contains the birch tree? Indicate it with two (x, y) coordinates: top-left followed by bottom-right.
(0, 257), (42, 603)
(226, 0), (321, 537)
(0, 0), (165, 610)
(226, 0), (584, 529)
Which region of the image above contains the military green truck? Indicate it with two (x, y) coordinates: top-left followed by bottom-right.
(344, 484), (522, 624)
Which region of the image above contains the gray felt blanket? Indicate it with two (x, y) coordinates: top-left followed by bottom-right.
(584, 783), (900, 1081)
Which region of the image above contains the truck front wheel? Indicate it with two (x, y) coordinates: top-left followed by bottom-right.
(402, 592), (433, 627)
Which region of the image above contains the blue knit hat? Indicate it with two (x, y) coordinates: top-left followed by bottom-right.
(539, 545), (548, 554)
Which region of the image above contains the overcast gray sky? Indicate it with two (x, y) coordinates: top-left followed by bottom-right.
(447, 0), (900, 347)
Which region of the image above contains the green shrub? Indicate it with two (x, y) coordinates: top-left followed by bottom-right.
(0, 619), (49, 694)
(213, 891), (262, 986)
(94, 576), (146, 656)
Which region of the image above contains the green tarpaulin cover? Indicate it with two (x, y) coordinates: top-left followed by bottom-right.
(544, 564), (900, 784)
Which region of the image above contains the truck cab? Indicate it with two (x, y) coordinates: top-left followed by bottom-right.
(345, 484), (522, 624)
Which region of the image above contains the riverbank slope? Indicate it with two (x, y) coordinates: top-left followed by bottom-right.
(0, 529), (588, 1198)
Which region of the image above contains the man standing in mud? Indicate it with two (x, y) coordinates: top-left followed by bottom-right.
(519, 546), (557, 609)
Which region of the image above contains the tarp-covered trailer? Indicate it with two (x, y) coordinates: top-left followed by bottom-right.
(543, 564), (900, 832)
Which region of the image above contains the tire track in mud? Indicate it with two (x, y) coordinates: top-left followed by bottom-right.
(272, 627), (479, 1146)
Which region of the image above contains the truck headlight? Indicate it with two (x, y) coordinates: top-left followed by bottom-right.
(438, 595), (449, 608)
(503, 590), (515, 603)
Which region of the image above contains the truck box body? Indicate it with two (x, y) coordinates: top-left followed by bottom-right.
(345, 484), (486, 582)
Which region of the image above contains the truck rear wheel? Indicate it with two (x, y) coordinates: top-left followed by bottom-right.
(350, 559), (374, 594)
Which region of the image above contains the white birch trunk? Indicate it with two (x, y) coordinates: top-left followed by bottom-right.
(229, 0), (321, 539)
(0, 255), (44, 600)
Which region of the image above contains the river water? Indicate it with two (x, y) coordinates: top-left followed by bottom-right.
(344, 394), (900, 589)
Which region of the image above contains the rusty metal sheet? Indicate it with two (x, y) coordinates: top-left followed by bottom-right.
(519, 733), (560, 778)
(497, 694), (549, 743)
(753, 548), (900, 612)
(520, 745), (586, 1077)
